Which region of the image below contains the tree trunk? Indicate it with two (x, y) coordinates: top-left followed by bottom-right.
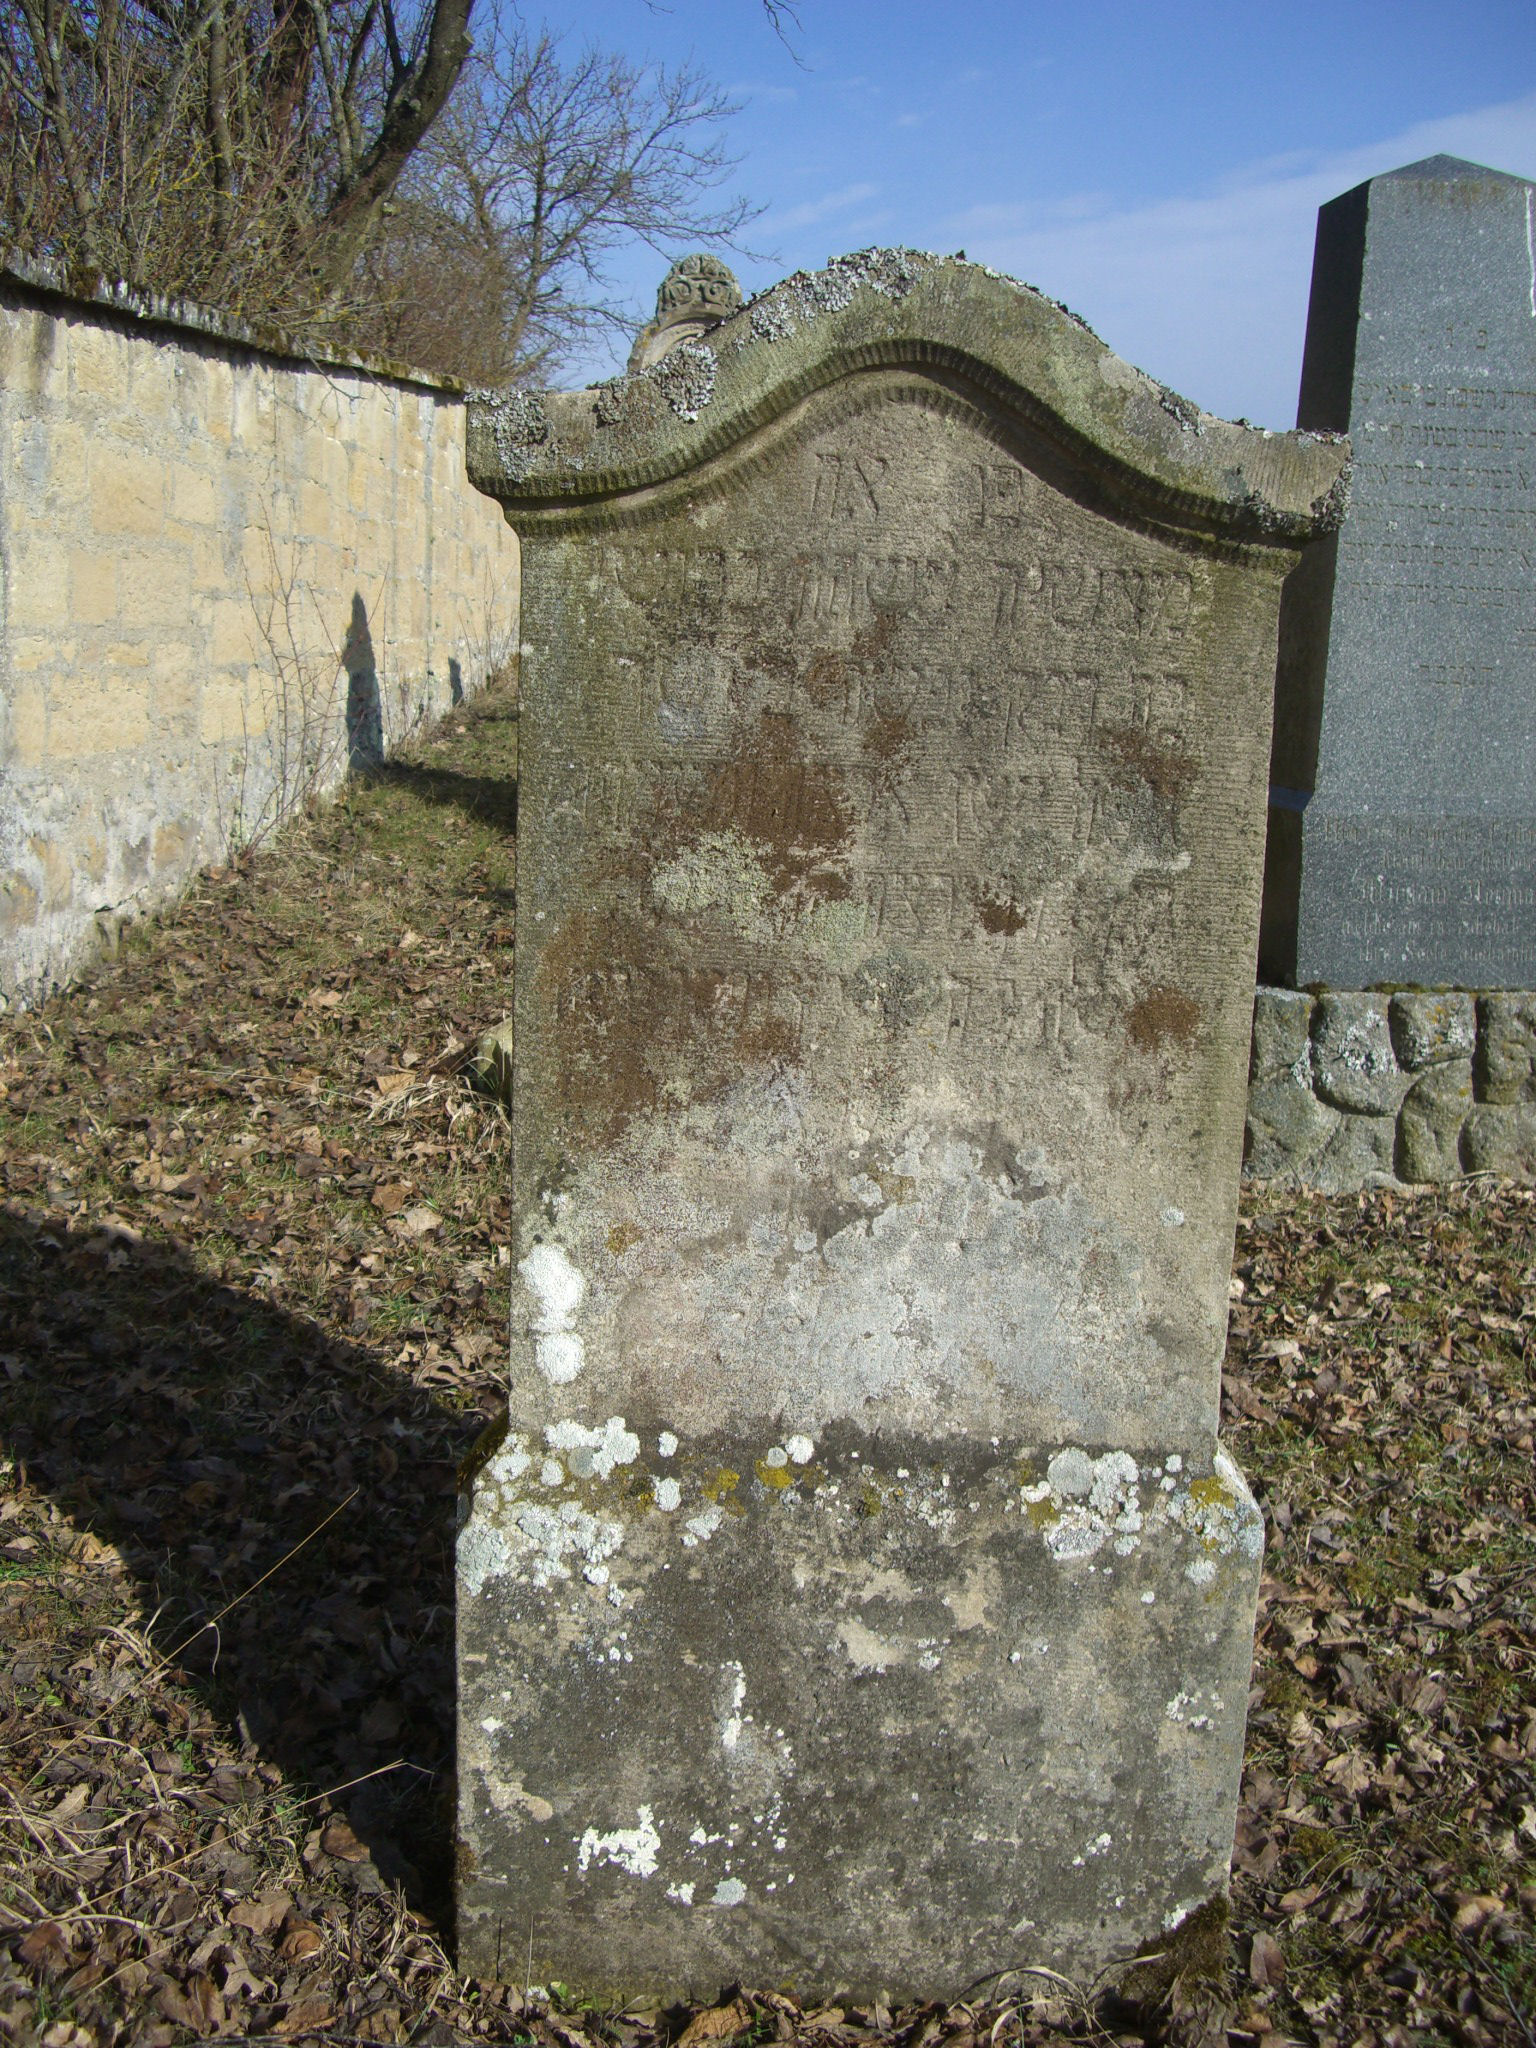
(311, 0), (473, 297)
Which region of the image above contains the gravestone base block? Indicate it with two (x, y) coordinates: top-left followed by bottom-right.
(457, 1432), (1262, 1998)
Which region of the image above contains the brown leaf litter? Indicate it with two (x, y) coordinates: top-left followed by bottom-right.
(0, 678), (1532, 2046)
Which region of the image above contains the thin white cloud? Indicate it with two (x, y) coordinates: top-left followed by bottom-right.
(725, 81), (799, 106)
(762, 180), (881, 234)
(946, 92), (1536, 428)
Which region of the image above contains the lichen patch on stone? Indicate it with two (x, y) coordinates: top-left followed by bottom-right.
(576, 1806), (661, 1880)
(518, 1242), (587, 1385)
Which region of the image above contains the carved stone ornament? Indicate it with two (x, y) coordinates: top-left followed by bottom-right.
(627, 253), (744, 373)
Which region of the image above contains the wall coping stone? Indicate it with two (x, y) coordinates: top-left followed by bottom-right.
(1, 251), (474, 398)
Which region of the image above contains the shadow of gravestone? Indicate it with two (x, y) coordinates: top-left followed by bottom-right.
(0, 1203), (481, 1914)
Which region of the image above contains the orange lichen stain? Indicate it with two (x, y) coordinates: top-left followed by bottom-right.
(976, 887), (1028, 936)
(535, 907), (804, 1150)
(863, 709), (912, 764)
(531, 700), (863, 1150)
(700, 712), (854, 895)
(802, 650), (848, 712)
(1126, 986), (1202, 1053)
(1099, 723), (1197, 807)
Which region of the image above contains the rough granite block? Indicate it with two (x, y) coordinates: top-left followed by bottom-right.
(1476, 994), (1536, 1105)
(1461, 1102), (1536, 1177)
(1244, 1077), (1340, 1181)
(1396, 1060), (1474, 1183)
(1309, 992), (1406, 1116)
(1311, 1112), (1398, 1193)
(459, 252), (1348, 1996)
(1389, 992), (1475, 1072)
(1250, 987), (1314, 1082)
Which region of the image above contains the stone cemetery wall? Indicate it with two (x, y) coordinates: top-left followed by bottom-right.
(1246, 988), (1536, 1192)
(1262, 155), (1536, 990)
(0, 264), (520, 1008)
(459, 253), (1348, 1996)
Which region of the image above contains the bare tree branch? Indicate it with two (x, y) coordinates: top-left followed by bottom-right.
(0, 0), (771, 380)
(206, 0), (235, 248)
(307, 0), (354, 185)
(347, 19), (759, 385)
(308, 0), (470, 293)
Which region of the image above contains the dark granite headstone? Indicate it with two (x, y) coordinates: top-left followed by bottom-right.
(1263, 154), (1536, 988)
(459, 254), (1346, 1998)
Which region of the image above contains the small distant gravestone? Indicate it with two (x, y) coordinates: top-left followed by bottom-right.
(460, 254), (1347, 1996)
(628, 253), (744, 373)
(1264, 154), (1536, 988)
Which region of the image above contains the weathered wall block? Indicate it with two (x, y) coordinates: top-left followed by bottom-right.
(0, 267), (520, 1007)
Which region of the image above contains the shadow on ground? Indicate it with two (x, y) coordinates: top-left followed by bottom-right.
(0, 1202), (477, 1918)
(364, 742), (520, 835)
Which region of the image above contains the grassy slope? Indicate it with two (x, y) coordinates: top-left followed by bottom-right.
(0, 680), (1531, 2048)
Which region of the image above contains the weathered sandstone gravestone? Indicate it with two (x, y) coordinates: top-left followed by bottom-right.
(460, 253), (1348, 1997)
(1264, 154), (1536, 988)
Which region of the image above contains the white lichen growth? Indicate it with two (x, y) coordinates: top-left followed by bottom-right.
(1021, 1443), (1258, 1573)
(682, 1504), (725, 1548)
(518, 1242), (587, 1384)
(545, 1415), (641, 1480)
(576, 1806), (661, 1879)
(1033, 1448), (1143, 1561)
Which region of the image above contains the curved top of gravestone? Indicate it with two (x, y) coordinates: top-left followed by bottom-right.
(469, 248), (1349, 545)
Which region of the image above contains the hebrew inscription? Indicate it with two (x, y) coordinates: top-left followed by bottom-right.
(510, 382), (1276, 1446)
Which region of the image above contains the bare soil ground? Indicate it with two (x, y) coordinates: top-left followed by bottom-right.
(1, 677), (1532, 2048)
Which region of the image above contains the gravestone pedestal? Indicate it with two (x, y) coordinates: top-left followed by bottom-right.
(460, 254), (1348, 1996)
(1264, 154), (1536, 989)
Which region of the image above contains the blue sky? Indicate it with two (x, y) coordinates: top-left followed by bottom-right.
(545, 0), (1536, 426)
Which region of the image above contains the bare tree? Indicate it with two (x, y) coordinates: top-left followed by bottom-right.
(0, 0), (471, 326)
(346, 19), (757, 385)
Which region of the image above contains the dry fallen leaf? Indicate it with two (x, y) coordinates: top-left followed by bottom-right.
(1248, 1929), (1285, 1987)
(276, 1997), (336, 2037)
(1277, 1885), (1321, 1914)
(229, 1892), (292, 1938)
(17, 1923), (69, 1968)
(278, 1919), (324, 1961)
(319, 1815), (370, 1863)
(676, 1999), (753, 2048)
(1451, 1893), (1506, 1933)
